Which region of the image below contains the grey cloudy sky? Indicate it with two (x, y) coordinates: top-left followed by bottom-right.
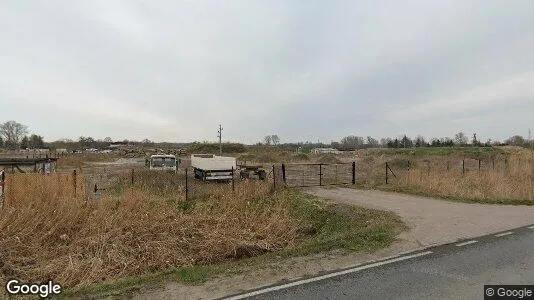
(1, 0), (533, 144)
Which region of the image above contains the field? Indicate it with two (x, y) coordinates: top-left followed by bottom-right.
(1, 144), (532, 296)
(353, 146), (534, 205)
(0, 154), (404, 297)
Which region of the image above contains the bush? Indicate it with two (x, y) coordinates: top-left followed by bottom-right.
(187, 143), (247, 154)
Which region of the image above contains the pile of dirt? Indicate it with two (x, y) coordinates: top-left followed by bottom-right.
(317, 154), (342, 164)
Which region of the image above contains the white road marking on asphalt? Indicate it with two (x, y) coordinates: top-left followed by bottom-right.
(528, 226), (534, 229)
(456, 240), (478, 247)
(223, 251), (433, 300)
(495, 232), (513, 237)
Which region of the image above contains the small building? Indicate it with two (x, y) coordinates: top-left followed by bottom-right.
(312, 148), (343, 155)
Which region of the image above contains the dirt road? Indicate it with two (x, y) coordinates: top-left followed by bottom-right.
(306, 187), (534, 247)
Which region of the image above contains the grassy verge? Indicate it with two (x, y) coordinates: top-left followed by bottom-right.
(365, 146), (505, 158)
(60, 189), (405, 299)
(375, 184), (534, 206)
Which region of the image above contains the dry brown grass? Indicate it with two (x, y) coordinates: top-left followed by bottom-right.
(366, 150), (534, 203)
(0, 173), (299, 288)
(2, 172), (87, 205)
(55, 153), (118, 169)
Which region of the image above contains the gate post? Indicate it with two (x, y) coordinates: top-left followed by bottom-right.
(386, 162), (388, 184)
(185, 168), (189, 201)
(272, 165), (276, 192)
(319, 164), (323, 186)
(281, 164), (286, 184)
(231, 166), (235, 192)
(352, 161), (356, 185)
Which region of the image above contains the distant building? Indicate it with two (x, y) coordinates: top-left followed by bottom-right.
(312, 148), (343, 154)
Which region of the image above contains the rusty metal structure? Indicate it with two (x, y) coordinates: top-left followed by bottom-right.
(0, 157), (58, 173)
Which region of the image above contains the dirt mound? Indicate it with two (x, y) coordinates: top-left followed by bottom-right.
(317, 154), (342, 164)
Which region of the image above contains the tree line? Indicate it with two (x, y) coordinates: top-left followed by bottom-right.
(1, 120), (532, 151)
(261, 132), (533, 152)
(325, 132), (532, 151)
(0, 121), (44, 150)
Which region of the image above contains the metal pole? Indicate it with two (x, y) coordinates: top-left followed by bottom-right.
(0, 170), (5, 208)
(386, 162), (388, 184)
(231, 166), (235, 192)
(185, 168), (189, 201)
(352, 161), (356, 185)
(282, 164), (286, 184)
(319, 164), (322, 186)
(217, 124), (223, 156)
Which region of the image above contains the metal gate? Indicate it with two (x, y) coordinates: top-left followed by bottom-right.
(281, 162), (356, 187)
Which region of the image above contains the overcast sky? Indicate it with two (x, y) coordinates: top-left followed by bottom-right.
(1, 0), (533, 144)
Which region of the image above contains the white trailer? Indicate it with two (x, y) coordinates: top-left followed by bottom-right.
(191, 154), (236, 181)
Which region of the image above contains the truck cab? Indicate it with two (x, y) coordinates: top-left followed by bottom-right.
(148, 154), (177, 171)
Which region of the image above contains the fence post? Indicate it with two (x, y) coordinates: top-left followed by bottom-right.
(73, 169), (77, 198)
(478, 159), (481, 173)
(272, 165), (276, 191)
(185, 168), (189, 201)
(386, 162), (388, 184)
(282, 164), (286, 184)
(352, 161), (356, 185)
(462, 160), (465, 176)
(447, 161), (450, 171)
(231, 166), (235, 192)
(319, 164), (323, 186)
(131, 168), (134, 186)
(0, 170), (5, 208)
(492, 157), (495, 170)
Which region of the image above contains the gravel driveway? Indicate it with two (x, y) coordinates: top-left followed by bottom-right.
(306, 187), (534, 247)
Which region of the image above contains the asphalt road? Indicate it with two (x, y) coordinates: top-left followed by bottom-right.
(228, 225), (534, 300)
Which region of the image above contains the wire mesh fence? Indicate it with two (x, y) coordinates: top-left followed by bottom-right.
(381, 155), (534, 201)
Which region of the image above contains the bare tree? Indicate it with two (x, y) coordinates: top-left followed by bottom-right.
(366, 136), (379, 148)
(340, 135), (365, 150)
(104, 137), (113, 143)
(454, 132), (468, 146)
(414, 135), (427, 147)
(0, 120), (28, 150)
(263, 135), (272, 145)
(270, 134), (280, 145)
(29, 134), (44, 149)
(505, 135), (525, 146)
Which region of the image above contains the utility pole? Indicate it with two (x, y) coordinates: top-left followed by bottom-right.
(530, 128), (533, 201)
(217, 124), (223, 156)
